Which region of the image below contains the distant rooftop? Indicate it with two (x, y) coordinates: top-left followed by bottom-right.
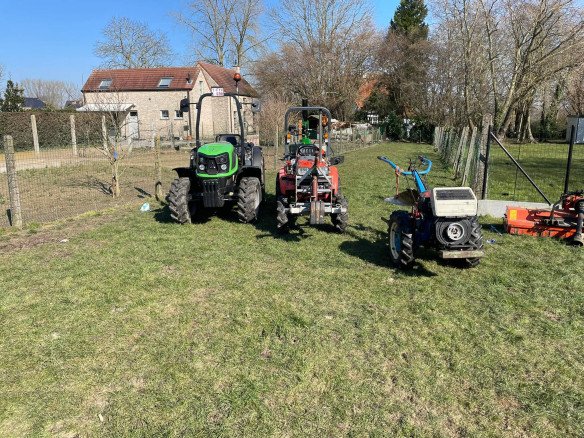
(23, 97), (46, 109)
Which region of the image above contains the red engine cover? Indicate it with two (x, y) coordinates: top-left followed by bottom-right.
(277, 159), (340, 201)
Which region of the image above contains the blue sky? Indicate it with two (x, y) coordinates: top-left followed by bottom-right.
(0, 0), (400, 90)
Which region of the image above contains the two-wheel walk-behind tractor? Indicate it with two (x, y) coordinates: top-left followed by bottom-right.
(378, 155), (484, 268)
(168, 88), (265, 224)
(276, 106), (348, 232)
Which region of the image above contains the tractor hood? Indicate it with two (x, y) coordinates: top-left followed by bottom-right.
(195, 141), (238, 178)
(198, 142), (234, 156)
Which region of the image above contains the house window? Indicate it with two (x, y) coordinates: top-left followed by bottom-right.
(160, 110), (169, 119)
(174, 110), (183, 119)
(199, 80), (203, 94)
(99, 79), (112, 90)
(158, 77), (173, 88)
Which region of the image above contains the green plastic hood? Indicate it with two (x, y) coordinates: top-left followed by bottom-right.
(198, 142), (234, 156)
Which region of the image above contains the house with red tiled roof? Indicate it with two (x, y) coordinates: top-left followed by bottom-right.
(79, 62), (258, 141)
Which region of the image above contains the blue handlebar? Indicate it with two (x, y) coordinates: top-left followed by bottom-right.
(377, 156), (432, 175)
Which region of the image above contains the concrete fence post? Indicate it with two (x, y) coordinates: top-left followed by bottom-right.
(475, 114), (493, 192)
(31, 114), (40, 155)
(154, 136), (163, 201)
(3, 135), (23, 228)
(274, 128), (278, 170)
(462, 127), (478, 186)
(102, 115), (108, 152)
(70, 114), (77, 156)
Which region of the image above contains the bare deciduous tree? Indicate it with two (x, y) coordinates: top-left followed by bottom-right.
(95, 17), (173, 68)
(429, 0), (584, 137)
(21, 79), (80, 108)
(176, 0), (234, 67)
(176, 0), (265, 68)
(230, 0), (265, 67)
(565, 65), (584, 115)
(254, 0), (375, 120)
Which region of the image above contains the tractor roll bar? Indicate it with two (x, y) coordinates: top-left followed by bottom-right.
(195, 92), (245, 151)
(284, 106), (335, 156)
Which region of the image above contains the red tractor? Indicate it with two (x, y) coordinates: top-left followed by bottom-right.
(276, 106), (348, 232)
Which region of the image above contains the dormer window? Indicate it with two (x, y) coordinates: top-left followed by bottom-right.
(158, 77), (173, 88)
(99, 79), (112, 90)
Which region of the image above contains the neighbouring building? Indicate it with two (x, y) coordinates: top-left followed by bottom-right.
(78, 62), (259, 141)
(23, 97), (46, 110)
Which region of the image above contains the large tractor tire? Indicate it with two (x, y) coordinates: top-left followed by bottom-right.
(168, 177), (195, 224)
(236, 176), (262, 223)
(465, 218), (483, 268)
(331, 192), (349, 233)
(388, 210), (415, 268)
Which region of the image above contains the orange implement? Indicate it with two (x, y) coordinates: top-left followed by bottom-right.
(504, 204), (579, 239)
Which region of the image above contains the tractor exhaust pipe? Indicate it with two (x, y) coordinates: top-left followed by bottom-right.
(575, 200), (584, 246)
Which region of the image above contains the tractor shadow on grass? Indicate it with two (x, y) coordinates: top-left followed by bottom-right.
(339, 222), (437, 277)
(152, 203), (214, 225)
(253, 193), (323, 242)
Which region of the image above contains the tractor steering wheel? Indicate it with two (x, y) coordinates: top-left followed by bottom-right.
(298, 145), (319, 156)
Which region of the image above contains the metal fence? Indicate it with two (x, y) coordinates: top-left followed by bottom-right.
(1, 119), (381, 228)
(434, 118), (584, 204)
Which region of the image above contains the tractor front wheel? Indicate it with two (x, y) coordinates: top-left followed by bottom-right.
(168, 177), (195, 224)
(237, 176), (262, 223)
(331, 192), (349, 233)
(388, 210), (415, 268)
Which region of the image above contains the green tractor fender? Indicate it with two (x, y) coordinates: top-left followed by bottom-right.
(239, 145), (265, 186)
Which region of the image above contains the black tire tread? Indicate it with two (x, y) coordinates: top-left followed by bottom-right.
(236, 177), (261, 223)
(465, 218), (483, 267)
(388, 210), (415, 268)
(331, 191), (349, 233)
(168, 177), (192, 224)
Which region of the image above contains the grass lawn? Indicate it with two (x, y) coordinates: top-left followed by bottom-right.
(0, 143), (583, 437)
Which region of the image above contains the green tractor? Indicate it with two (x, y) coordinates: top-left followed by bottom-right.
(168, 90), (265, 223)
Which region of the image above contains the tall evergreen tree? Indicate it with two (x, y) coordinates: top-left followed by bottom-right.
(366, 0), (430, 129)
(389, 0), (429, 40)
(0, 80), (25, 112)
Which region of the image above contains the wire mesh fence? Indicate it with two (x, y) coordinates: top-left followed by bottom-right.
(434, 120), (583, 203)
(1, 115), (381, 228)
(486, 140), (584, 203)
(0, 133), (191, 228)
(434, 123), (487, 194)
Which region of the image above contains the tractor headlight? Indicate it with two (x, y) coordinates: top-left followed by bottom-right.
(217, 155), (228, 164)
(220, 164), (227, 171)
(198, 164), (205, 171)
(296, 167), (308, 176)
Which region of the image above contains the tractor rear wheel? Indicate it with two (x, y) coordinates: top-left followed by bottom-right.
(465, 218), (483, 267)
(236, 176), (261, 223)
(168, 177), (195, 224)
(388, 210), (415, 268)
(331, 192), (349, 233)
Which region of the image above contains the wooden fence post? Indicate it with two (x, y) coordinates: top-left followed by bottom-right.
(274, 128), (278, 170)
(3, 135), (23, 228)
(154, 136), (163, 201)
(31, 114), (40, 155)
(70, 114), (77, 156)
(102, 115), (108, 152)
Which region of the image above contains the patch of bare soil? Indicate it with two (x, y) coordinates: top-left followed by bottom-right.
(0, 206), (135, 252)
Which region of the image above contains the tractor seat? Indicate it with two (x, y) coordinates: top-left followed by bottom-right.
(215, 134), (240, 147)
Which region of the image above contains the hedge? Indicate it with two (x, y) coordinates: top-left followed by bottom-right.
(0, 111), (115, 151)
